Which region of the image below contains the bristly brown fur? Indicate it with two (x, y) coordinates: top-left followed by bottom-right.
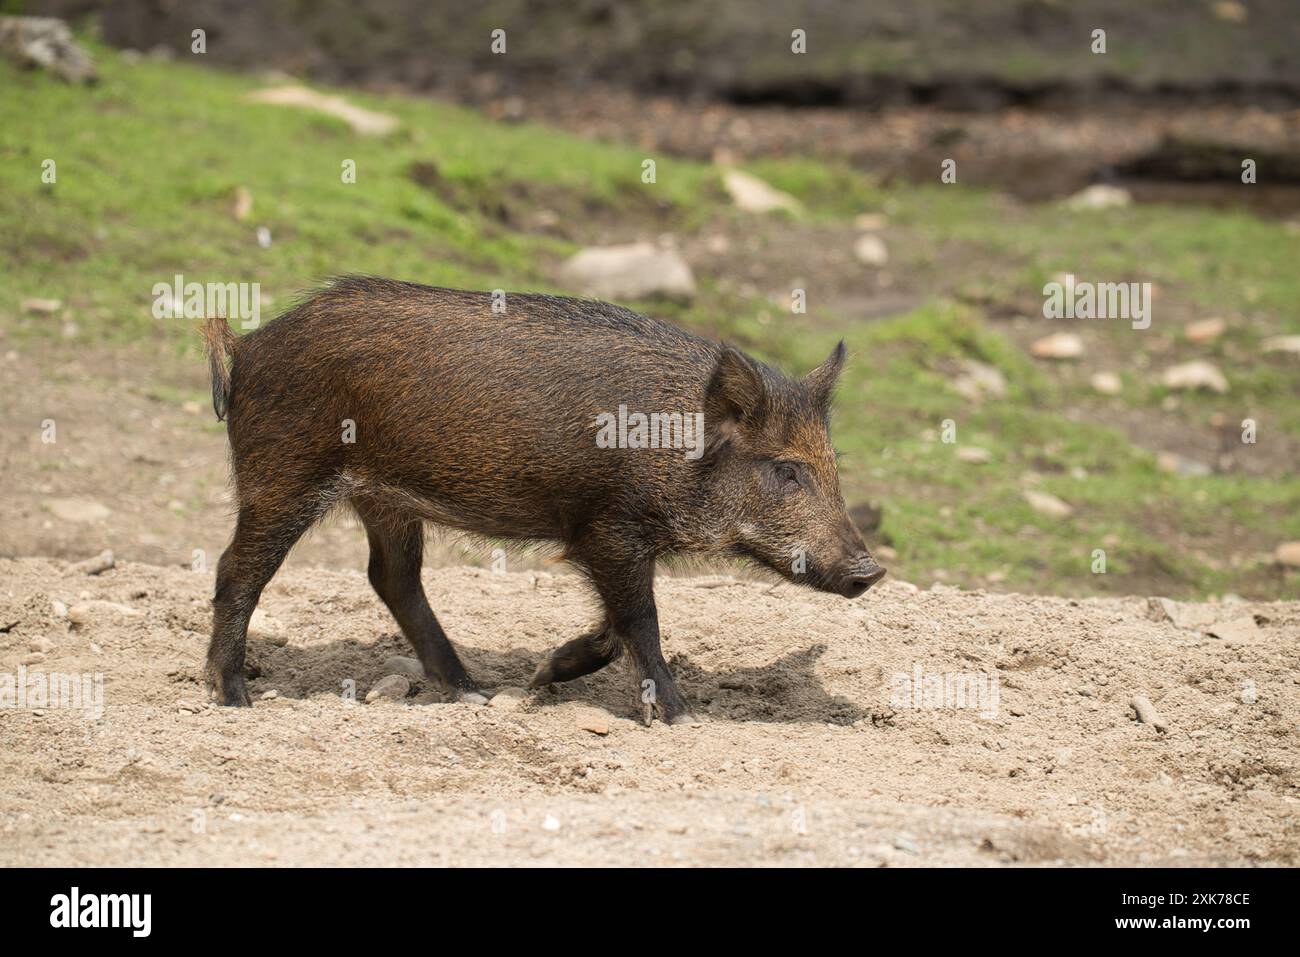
(199, 276), (883, 723)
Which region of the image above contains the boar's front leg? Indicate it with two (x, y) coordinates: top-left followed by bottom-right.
(585, 555), (695, 726)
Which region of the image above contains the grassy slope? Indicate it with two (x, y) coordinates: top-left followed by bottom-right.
(0, 48), (717, 342)
(2, 48), (1297, 598)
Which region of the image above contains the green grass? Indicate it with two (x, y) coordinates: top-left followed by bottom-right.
(0, 44), (725, 345)
(2, 45), (1298, 599)
(837, 306), (1300, 598)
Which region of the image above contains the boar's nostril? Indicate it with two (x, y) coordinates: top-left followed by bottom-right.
(841, 561), (886, 597)
(853, 564), (887, 587)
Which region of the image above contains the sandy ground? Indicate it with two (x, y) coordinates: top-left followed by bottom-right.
(0, 556), (1295, 867)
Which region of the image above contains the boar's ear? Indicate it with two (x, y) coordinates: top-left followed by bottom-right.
(704, 345), (766, 456)
(804, 340), (846, 411)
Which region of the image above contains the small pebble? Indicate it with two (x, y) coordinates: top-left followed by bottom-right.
(489, 688), (527, 711)
(67, 600), (140, 625)
(381, 655), (423, 679)
(70, 550), (115, 575)
(1130, 695), (1169, 733)
(893, 833), (919, 853)
(365, 674), (410, 703)
(247, 609), (287, 646)
(576, 709), (610, 735)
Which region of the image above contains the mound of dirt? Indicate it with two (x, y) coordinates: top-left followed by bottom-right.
(1, 558), (1295, 866)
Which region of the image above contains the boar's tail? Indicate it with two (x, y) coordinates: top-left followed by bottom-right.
(200, 316), (238, 421)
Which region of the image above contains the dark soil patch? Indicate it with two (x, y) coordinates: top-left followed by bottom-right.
(498, 87), (1300, 214)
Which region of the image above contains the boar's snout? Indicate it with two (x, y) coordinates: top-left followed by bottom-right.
(837, 553), (887, 598)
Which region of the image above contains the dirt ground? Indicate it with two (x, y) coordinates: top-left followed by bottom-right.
(1, 556), (1295, 866)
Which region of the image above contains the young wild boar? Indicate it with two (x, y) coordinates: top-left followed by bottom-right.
(201, 277), (885, 724)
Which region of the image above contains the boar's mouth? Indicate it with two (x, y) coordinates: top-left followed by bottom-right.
(730, 542), (837, 593)
(729, 543), (885, 598)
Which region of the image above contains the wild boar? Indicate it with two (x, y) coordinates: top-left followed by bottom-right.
(201, 276), (884, 724)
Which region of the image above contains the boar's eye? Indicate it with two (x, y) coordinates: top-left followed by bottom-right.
(773, 461), (802, 491)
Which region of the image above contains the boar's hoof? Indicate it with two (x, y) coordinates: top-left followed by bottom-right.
(208, 676), (252, 707)
(456, 689), (489, 706)
(642, 700), (699, 727)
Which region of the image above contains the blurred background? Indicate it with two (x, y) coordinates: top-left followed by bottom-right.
(2, 0), (1298, 598)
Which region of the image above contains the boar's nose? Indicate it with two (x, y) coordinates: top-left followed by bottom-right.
(840, 556), (887, 598)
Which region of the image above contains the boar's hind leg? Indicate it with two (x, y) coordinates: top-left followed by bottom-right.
(207, 498), (320, 706)
(529, 625), (621, 688)
(358, 506), (486, 704)
(585, 556), (695, 726)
